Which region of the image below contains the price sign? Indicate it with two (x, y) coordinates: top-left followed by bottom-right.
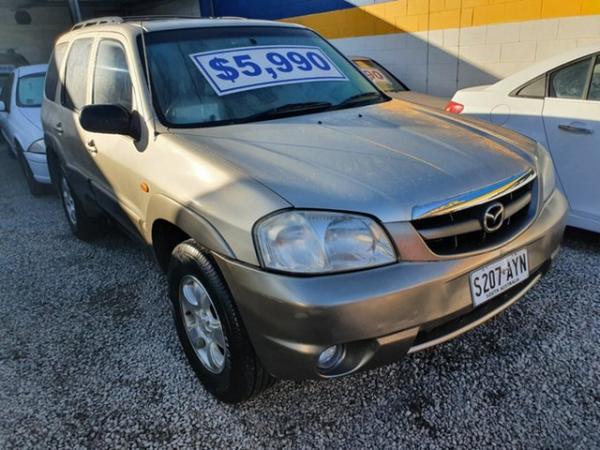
(361, 69), (388, 82)
(189, 45), (348, 96)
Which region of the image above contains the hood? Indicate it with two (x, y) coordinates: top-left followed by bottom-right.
(173, 100), (536, 222)
(18, 106), (42, 132)
(392, 91), (449, 110)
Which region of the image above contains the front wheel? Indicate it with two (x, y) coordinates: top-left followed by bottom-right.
(168, 239), (275, 403)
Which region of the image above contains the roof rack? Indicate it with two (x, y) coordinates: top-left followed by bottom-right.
(71, 16), (123, 29)
(71, 15), (247, 30)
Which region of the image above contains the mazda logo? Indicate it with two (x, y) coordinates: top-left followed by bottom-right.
(483, 202), (505, 233)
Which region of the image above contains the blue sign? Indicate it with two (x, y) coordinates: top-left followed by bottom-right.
(189, 45), (348, 96)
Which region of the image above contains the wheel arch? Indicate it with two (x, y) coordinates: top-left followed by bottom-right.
(147, 194), (235, 272)
(44, 135), (62, 191)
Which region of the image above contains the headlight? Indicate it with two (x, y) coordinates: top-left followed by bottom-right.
(537, 143), (555, 202)
(27, 139), (46, 154)
(254, 210), (396, 274)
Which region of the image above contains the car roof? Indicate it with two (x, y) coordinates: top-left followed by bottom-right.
(490, 43), (600, 93)
(15, 64), (47, 76)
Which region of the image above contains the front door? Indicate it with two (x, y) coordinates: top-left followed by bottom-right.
(85, 37), (144, 238)
(542, 55), (600, 231)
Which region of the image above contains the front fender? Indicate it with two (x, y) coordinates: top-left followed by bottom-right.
(145, 193), (235, 259)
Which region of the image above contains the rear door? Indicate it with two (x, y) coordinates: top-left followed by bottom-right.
(42, 43), (68, 162)
(542, 55), (600, 229)
(58, 37), (95, 196)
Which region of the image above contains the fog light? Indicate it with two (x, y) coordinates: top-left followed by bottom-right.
(317, 345), (345, 370)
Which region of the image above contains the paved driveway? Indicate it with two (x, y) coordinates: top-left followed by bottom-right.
(0, 139), (598, 449)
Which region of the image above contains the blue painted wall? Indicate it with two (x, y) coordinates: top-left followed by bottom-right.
(199, 0), (391, 20)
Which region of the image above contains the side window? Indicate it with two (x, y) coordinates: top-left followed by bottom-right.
(63, 38), (93, 111)
(549, 58), (592, 99)
(45, 43), (68, 102)
(516, 76), (546, 98)
(92, 40), (133, 111)
(588, 57), (600, 101)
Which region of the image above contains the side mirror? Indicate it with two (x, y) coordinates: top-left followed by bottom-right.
(79, 104), (141, 141)
(0, 100), (6, 112)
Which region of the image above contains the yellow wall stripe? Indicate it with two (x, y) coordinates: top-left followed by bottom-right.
(280, 0), (600, 39)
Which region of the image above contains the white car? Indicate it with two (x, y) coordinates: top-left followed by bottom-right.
(447, 45), (600, 233)
(0, 64), (49, 195)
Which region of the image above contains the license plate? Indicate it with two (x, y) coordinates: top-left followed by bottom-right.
(469, 249), (529, 306)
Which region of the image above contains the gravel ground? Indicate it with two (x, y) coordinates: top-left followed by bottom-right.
(0, 139), (599, 450)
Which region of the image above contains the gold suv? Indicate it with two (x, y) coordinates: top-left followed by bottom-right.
(42, 16), (567, 403)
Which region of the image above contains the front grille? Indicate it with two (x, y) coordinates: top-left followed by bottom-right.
(412, 176), (536, 256)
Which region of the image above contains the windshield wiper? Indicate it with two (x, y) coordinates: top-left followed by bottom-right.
(237, 101), (333, 124)
(331, 92), (386, 110)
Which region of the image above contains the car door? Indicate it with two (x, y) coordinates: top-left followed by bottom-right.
(42, 42), (68, 170)
(542, 55), (600, 229)
(56, 37), (96, 197)
(86, 36), (144, 237)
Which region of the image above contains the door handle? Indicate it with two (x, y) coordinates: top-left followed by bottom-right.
(558, 124), (593, 135)
(86, 139), (98, 154)
(54, 122), (63, 135)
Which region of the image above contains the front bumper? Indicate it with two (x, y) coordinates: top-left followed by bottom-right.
(214, 190), (568, 380)
(23, 152), (50, 184)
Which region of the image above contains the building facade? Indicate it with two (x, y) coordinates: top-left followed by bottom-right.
(207, 0), (600, 96)
(0, 0), (598, 95)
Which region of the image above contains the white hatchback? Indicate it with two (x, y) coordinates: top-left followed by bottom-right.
(447, 45), (600, 233)
(0, 64), (49, 195)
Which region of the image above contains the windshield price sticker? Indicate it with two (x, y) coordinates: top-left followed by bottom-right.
(189, 45), (348, 96)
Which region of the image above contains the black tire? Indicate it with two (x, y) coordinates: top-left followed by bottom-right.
(17, 149), (46, 197)
(168, 239), (275, 403)
(58, 166), (101, 241)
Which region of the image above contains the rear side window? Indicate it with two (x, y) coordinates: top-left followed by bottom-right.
(549, 58), (592, 99)
(92, 40), (133, 111)
(63, 38), (93, 110)
(516, 76), (546, 98)
(588, 57), (600, 101)
(45, 43), (67, 102)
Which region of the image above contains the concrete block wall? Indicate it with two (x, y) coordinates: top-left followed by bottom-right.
(0, 0), (201, 65)
(271, 0), (600, 96)
(0, 6), (72, 64)
(332, 14), (600, 96)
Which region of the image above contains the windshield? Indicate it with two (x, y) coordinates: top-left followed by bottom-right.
(144, 26), (386, 127)
(17, 73), (45, 107)
(353, 59), (408, 93)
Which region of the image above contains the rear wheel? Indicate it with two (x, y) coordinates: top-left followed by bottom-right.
(59, 167), (101, 241)
(168, 239), (275, 403)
